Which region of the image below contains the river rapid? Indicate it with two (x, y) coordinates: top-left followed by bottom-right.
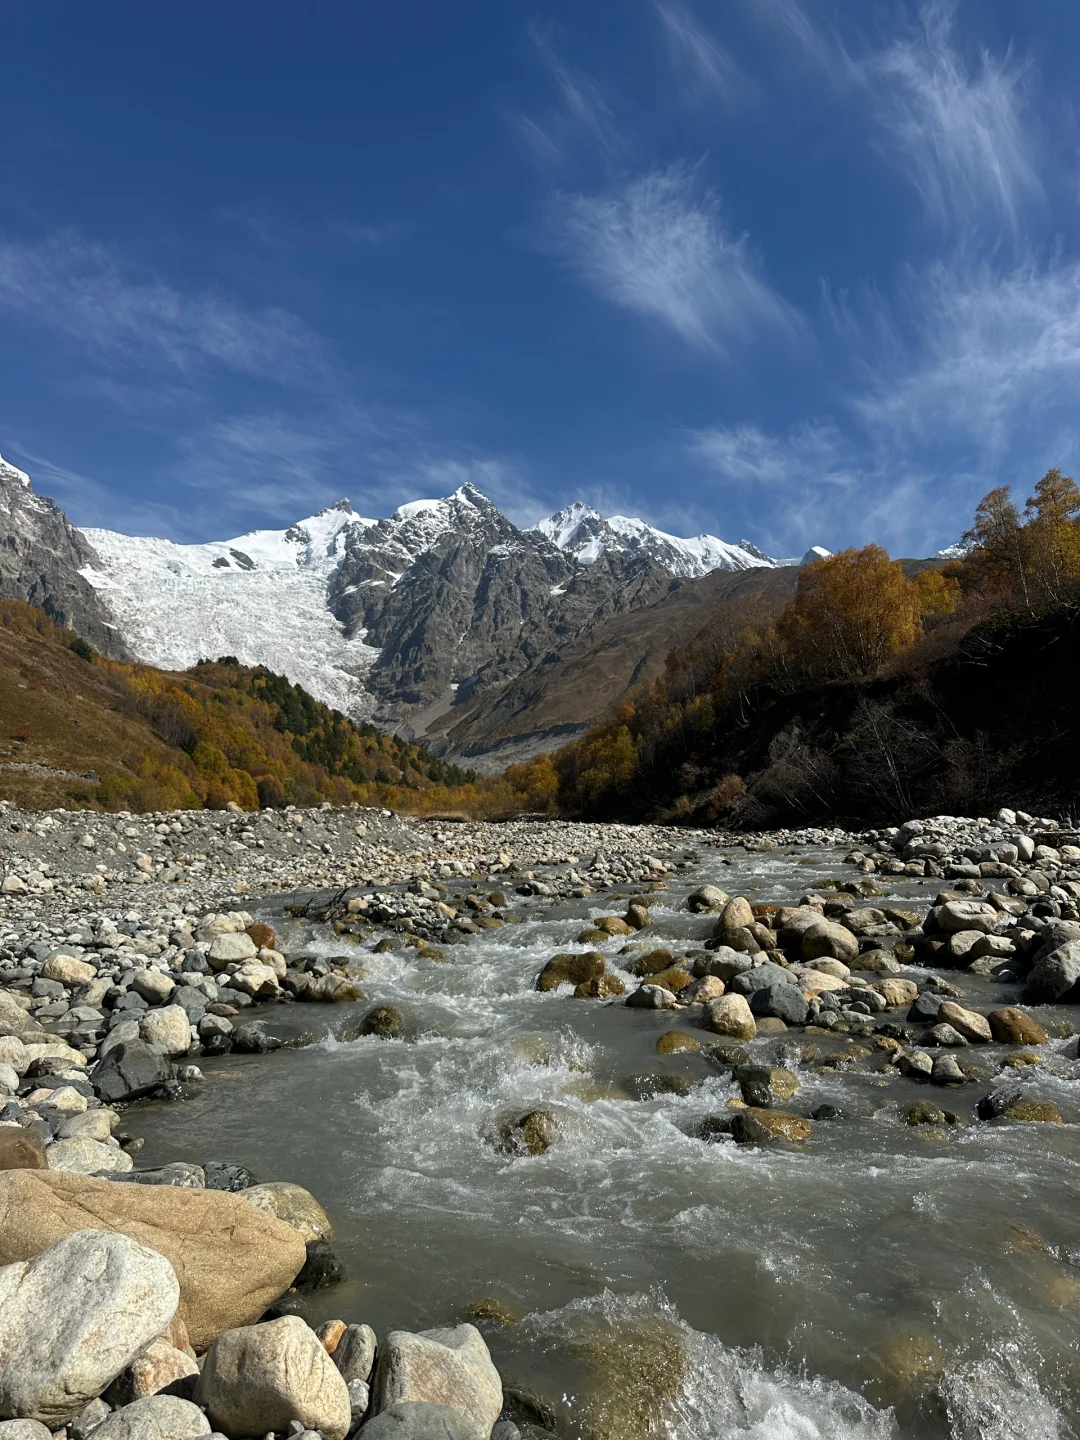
(130, 842), (1080, 1440)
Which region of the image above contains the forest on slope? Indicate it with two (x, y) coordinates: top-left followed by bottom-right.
(0, 601), (553, 815)
(546, 471), (1080, 828)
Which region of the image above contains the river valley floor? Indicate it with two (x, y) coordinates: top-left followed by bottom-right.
(0, 803), (1079, 1439)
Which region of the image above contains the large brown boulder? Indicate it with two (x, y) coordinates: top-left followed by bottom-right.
(0, 1171), (306, 1351)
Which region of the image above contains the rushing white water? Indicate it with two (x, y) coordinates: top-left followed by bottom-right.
(133, 845), (1080, 1438)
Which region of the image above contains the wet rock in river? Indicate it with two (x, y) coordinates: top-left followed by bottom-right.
(927, 1023), (967, 1047)
(906, 1100), (950, 1125)
(535, 953), (605, 992)
(630, 948), (675, 978)
(645, 966), (692, 995)
(360, 1005), (404, 1039)
(686, 884), (729, 913)
(735, 1064), (799, 1106)
(898, 1050), (933, 1079)
(906, 992), (942, 1023)
(624, 902), (651, 930)
(930, 1055), (967, 1085)
(1025, 940), (1080, 1002)
(800, 919), (860, 964)
(749, 983), (809, 1026)
(730, 1108), (813, 1143)
(655, 1031), (701, 1054)
(1003, 1099), (1063, 1123)
(496, 1109), (558, 1157)
(296, 1239), (345, 1292)
(573, 1315), (685, 1440)
(593, 917), (634, 937)
(91, 1041), (174, 1103)
(987, 1007), (1047, 1045)
(625, 984), (677, 1010)
(937, 1001), (991, 1043)
(573, 973), (626, 999)
(702, 993), (756, 1041)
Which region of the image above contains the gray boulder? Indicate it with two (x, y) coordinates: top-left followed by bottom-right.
(360, 1403), (476, 1438)
(87, 1397), (209, 1440)
(0, 1230), (179, 1426)
(730, 962), (794, 996)
(749, 984), (809, 1026)
(935, 900), (999, 935)
(373, 1325), (502, 1440)
(334, 1323), (377, 1384)
(1025, 940), (1080, 1004)
(195, 1314), (351, 1440)
(90, 1042), (173, 1103)
(0, 1423), (52, 1440)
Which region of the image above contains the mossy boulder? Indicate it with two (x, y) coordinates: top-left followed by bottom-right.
(631, 949), (675, 978)
(731, 1109), (812, 1143)
(735, 1065), (799, 1107)
(655, 1032), (701, 1055)
(1003, 1099), (1063, 1123)
(536, 952), (606, 993)
(646, 967), (693, 994)
(359, 1005), (403, 1039)
(574, 974), (626, 999)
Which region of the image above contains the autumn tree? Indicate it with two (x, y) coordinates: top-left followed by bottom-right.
(777, 545), (923, 681)
(1024, 468), (1080, 604)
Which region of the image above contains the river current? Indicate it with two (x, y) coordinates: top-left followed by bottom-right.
(131, 843), (1080, 1439)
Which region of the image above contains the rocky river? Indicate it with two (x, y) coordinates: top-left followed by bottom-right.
(0, 803), (1078, 1439)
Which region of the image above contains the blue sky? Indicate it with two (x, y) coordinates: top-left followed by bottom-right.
(1, 0), (1078, 556)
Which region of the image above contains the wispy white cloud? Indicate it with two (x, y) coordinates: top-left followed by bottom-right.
(688, 248), (1080, 555)
(750, 0), (848, 81)
(550, 166), (800, 353)
(523, 24), (624, 166)
(655, 2), (744, 101)
(0, 230), (321, 382)
(860, 0), (1038, 228)
(752, 0), (1039, 229)
(856, 256), (1080, 449)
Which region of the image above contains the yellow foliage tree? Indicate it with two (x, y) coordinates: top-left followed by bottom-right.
(777, 545), (923, 680)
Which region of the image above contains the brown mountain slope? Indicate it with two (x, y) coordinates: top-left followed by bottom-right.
(0, 602), (475, 811)
(432, 565), (804, 769)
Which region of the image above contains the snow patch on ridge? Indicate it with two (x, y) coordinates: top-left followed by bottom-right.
(536, 502), (777, 578)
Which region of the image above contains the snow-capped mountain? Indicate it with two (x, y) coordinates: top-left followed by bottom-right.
(0, 451), (835, 761)
(535, 502), (774, 577)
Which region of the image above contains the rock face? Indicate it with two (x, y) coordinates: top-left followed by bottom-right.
(0, 1229), (179, 1426)
(195, 1316), (351, 1440)
(373, 1325), (502, 1440)
(0, 456), (124, 656)
(0, 1171), (306, 1351)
